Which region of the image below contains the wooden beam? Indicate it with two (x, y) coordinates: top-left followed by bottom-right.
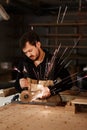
(29, 22), (87, 27)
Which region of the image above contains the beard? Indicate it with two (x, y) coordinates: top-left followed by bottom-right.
(30, 49), (40, 61)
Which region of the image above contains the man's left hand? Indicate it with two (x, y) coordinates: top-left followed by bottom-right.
(39, 86), (51, 99)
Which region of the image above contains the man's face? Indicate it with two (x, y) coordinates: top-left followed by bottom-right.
(22, 41), (40, 61)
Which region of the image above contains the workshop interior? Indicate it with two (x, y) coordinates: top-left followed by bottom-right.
(0, 0), (87, 111)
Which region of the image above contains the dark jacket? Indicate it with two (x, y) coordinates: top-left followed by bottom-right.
(15, 50), (72, 95)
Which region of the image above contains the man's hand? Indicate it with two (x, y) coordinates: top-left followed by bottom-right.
(31, 86), (51, 101)
(40, 87), (51, 99)
(19, 78), (30, 89)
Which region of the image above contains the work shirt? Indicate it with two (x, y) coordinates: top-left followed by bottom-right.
(14, 50), (72, 95)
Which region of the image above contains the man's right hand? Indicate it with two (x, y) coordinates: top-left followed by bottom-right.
(19, 78), (30, 89)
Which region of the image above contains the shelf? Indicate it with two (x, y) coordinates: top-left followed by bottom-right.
(29, 22), (87, 63)
(29, 22), (87, 27)
(42, 45), (87, 49)
(29, 22), (87, 39)
(41, 34), (87, 39)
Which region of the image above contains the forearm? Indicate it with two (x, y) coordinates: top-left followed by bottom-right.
(15, 79), (23, 93)
(14, 68), (25, 93)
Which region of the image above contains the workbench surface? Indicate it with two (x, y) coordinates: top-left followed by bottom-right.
(0, 103), (87, 130)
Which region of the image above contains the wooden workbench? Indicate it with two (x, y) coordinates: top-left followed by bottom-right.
(0, 102), (87, 130)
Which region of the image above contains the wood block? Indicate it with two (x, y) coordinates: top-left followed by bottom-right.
(3, 87), (17, 97)
(65, 102), (76, 113)
(71, 98), (87, 105)
(65, 97), (87, 113)
(0, 89), (4, 97)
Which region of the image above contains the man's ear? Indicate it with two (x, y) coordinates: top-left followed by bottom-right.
(36, 42), (41, 48)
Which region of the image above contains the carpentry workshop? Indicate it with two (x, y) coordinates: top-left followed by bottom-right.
(0, 0), (87, 130)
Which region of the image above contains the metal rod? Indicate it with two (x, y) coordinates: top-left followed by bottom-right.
(60, 37), (80, 65)
(58, 47), (68, 64)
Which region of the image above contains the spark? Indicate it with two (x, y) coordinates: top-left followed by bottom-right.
(49, 70), (87, 95)
(13, 67), (21, 73)
(50, 75), (86, 94)
(61, 37), (80, 65)
(64, 60), (72, 68)
(57, 37), (81, 73)
(60, 6), (67, 23)
(57, 6), (61, 24)
(84, 75), (87, 78)
(33, 68), (39, 81)
(51, 72), (78, 92)
(58, 47), (68, 64)
(68, 75), (87, 85)
(23, 65), (27, 73)
(44, 58), (49, 79)
(46, 43), (61, 78)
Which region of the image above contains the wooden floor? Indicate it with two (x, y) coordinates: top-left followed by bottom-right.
(0, 102), (87, 130)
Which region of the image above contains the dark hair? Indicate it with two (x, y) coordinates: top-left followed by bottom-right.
(19, 30), (40, 49)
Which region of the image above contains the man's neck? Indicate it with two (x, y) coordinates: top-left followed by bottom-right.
(34, 50), (45, 67)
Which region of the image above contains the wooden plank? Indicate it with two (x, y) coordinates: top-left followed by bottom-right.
(65, 97), (87, 113)
(41, 34), (87, 38)
(0, 89), (4, 97)
(3, 87), (17, 97)
(29, 22), (87, 27)
(71, 98), (87, 105)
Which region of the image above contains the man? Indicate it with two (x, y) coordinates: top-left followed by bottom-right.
(15, 30), (72, 100)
